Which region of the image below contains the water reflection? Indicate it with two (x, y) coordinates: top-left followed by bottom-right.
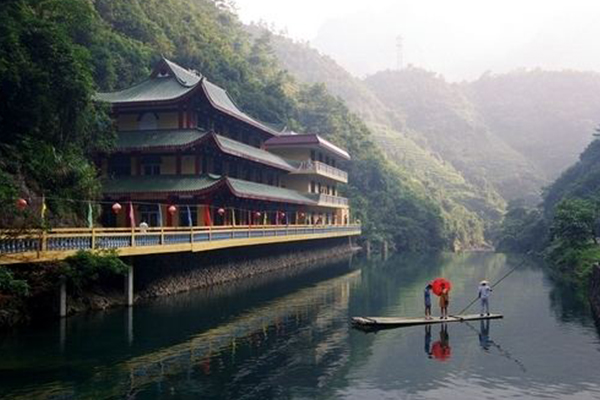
(430, 324), (451, 362)
(479, 319), (491, 351)
(2, 253), (600, 400)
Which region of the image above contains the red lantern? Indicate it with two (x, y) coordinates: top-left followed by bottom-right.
(112, 203), (122, 214)
(217, 208), (225, 216)
(16, 198), (28, 210)
(255, 212), (261, 218)
(280, 212), (286, 217)
(300, 212), (305, 218)
(168, 205), (177, 215)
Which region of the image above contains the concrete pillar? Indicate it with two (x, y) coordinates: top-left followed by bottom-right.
(125, 265), (134, 307)
(59, 317), (66, 353)
(59, 277), (67, 318)
(126, 307), (134, 345)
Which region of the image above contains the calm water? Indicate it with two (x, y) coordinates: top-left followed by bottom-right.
(1, 253), (600, 399)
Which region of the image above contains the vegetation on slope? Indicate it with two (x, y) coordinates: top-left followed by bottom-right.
(498, 136), (600, 289)
(468, 70), (600, 180)
(269, 32), (504, 248)
(0, 0), (451, 251)
(364, 68), (545, 203)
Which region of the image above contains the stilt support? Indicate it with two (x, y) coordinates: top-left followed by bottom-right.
(125, 265), (134, 307)
(59, 277), (67, 318)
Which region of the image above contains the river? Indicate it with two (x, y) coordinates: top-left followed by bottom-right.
(1, 252), (599, 399)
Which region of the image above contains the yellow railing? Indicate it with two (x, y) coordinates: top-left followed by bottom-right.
(0, 224), (362, 265)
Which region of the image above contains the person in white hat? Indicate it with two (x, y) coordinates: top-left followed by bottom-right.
(478, 280), (492, 316)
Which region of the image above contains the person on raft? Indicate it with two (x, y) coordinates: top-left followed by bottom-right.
(478, 280), (492, 316)
(439, 283), (449, 319)
(424, 283), (433, 319)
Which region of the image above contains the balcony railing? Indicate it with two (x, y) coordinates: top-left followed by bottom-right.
(311, 194), (349, 207)
(294, 160), (348, 182)
(0, 224), (361, 264)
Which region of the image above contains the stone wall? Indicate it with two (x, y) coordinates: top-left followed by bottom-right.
(132, 237), (355, 299)
(590, 263), (600, 320)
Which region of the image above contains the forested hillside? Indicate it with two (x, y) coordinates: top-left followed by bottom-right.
(364, 69), (545, 202)
(0, 0), (454, 251)
(468, 70), (600, 180)
(498, 136), (600, 289)
(269, 33), (506, 248)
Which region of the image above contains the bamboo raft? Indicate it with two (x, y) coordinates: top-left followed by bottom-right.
(351, 313), (503, 329)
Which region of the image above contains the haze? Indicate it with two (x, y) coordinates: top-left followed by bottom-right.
(236, 0), (600, 81)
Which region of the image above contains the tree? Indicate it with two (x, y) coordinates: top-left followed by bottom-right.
(551, 199), (597, 247)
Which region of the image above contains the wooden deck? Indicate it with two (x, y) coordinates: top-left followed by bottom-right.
(352, 313), (503, 329)
(0, 224), (361, 265)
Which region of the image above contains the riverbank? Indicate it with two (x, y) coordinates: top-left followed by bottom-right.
(0, 238), (358, 329)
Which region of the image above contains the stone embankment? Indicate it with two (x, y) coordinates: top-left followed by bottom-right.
(590, 263), (600, 320)
(0, 238), (358, 328)
(133, 238), (356, 299)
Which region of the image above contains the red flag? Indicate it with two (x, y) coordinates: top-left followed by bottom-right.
(128, 202), (136, 227)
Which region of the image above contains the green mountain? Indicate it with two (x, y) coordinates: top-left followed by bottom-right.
(0, 0), (455, 251)
(467, 70), (600, 181)
(364, 69), (545, 202)
(269, 33), (507, 246)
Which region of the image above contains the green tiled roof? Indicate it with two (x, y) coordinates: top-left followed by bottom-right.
(214, 134), (295, 171)
(95, 77), (196, 104)
(115, 129), (207, 151)
(103, 175), (221, 195)
(103, 174), (316, 205)
(227, 177), (316, 205)
(202, 80), (280, 136)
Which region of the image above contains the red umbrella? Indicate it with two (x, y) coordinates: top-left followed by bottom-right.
(432, 341), (452, 361)
(431, 278), (452, 296)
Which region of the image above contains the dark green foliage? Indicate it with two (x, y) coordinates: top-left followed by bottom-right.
(60, 250), (130, 292)
(0, 0), (452, 250)
(0, 0), (115, 226)
(496, 205), (547, 253)
(551, 199), (598, 247)
(500, 138), (600, 289)
(0, 268), (30, 297)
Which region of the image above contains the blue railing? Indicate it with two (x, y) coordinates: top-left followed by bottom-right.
(0, 225), (362, 262)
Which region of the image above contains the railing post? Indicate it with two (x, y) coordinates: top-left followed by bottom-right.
(131, 228), (135, 248)
(160, 227), (165, 245)
(91, 228), (96, 250)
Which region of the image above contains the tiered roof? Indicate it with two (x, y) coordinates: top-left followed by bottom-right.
(96, 58), (280, 136)
(264, 133), (351, 160)
(103, 174), (316, 205)
(114, 129), (295, 171)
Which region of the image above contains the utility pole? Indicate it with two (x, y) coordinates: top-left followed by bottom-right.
(396, 35), (404, 70)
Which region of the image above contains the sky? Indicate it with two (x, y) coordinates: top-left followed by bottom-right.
(234, 0), (600, 81)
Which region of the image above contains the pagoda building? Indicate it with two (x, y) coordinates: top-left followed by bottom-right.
(96, 58), (351, 228)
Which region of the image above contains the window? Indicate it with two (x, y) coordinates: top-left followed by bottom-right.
(179, 206), (197, 226)
(139, 204), (161, 226)
(318, 153), (323, 162)
(108, 155), (130, 177)
(311, 181), (316, 193)
(139, 112), (158, 130)
(310, 150), (316, 161)
(141, 156), (161, 176)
